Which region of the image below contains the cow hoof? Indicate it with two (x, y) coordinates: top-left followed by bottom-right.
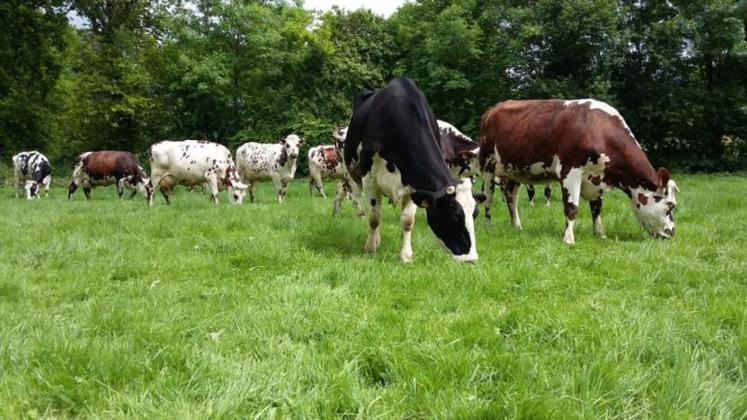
(563, 236), (575, 245)
(401, 251), (413, 263)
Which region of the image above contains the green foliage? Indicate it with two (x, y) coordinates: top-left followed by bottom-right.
(0, 0), (68, 157)
(0, 175), (746, 416)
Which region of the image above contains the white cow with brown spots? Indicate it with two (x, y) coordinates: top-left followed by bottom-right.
(236, 134), (304, 203)
(307, 145), (345, 198)
(149, 140), (247, 206)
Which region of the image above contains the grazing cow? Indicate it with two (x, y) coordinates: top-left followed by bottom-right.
(12, 151), (51, 200)
(236, 134), (304, 203)
(479, 99), (679, 244)
(149, 140), (247, 206)
(68, 151), (153, 203)
(344, 78), (481, 263)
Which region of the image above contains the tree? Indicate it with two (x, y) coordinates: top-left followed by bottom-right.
(0, 0), (68, 157)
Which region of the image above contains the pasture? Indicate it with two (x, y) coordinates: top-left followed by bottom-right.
(0, 174), (745, 418)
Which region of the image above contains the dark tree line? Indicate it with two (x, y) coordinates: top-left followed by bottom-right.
(1, 0), (746, 178)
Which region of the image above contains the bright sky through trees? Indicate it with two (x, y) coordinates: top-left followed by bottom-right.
(304, 0), (407, 16)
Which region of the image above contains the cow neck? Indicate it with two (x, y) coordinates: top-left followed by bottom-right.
(605, 153), (660, 194)
(382, 128), (454, 195)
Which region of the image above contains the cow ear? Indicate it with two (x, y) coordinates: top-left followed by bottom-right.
(458, 150), (476, 161)
(657, 167), (670, 189)
(472, 191), (487, 203)
(410, 191), (431, 208)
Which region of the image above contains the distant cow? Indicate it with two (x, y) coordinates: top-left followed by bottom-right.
(236, 134), (304, 203)
(12, 151), (51, 200)
(68, 151), (152, 203)
(149, 140), (247, 206)
(329, 127), (365, 217)
(479, 99), (679, 244)
(308, 145), (344, 198)
(344, 78), (482, 263)
(437, 120), (480, 179)
(439, 122), (554, 208)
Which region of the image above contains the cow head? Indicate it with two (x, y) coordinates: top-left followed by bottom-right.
(140, 178), (154, 203)
(24, 180), (40, 200)
(630, 168), (679, 239)
(224, 166), (248, 204)
(411, 178), (479, 262)
(280, 134), (303, 160)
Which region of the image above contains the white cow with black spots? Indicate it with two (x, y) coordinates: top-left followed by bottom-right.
(149, 140), (247, 206)
(12, 151), (51, 199)
(236, 134), (304, 203)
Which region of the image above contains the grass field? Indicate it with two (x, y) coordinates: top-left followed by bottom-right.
(0, 174), (745, 418)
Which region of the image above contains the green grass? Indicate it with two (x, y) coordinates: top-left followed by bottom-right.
(0, 174), (745, 418)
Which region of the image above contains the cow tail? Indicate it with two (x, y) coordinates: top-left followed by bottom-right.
(478, 109), (497, 171)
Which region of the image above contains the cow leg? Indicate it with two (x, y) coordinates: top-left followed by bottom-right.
(365, 196), (382, 253)
(248, 182), (255, 203)
(526, 184), (536, 207)
(561, 168), (583, 245)
(83, 187), (92, 200)
(481, 172), (495, 223)
(271, 175), (284, 204)
(116, 179), (125, 199)
(206, 176), (219, 206)
(503, 180), (522, 229)
(590, 197), (606, 238)
(68, 181), (78, 200)
(332, 180), (346, 217)
(311, 174), (326, 198)
(129, 189), (138, 199)
(544, 184), (552, 206)
(160, 186), (171, 205)
(400, 197), (417, 262)
(278, 180), (289, 204)
(350, 190), (365, 217)
(43, 176), (51, 198)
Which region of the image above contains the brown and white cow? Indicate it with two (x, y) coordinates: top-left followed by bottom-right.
(308, 145), (344, 198)
(479, 99), (679, 244)
(437, 120), (480, 179)
(68, 151), (153, 203)
(149, 140), (247, 206)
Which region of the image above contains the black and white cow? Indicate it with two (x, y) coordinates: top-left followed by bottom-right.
(68, 151), (153, 203)
(344, 78), (481, 263)
(12, 151), (51, 200)
(236, 134), (304, 203)
(149, 140), (247, 206)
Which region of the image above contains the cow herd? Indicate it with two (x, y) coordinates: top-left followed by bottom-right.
(10, 77), (679, 263)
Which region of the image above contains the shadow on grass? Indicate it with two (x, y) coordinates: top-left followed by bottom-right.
(295, 223), (363, 257)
